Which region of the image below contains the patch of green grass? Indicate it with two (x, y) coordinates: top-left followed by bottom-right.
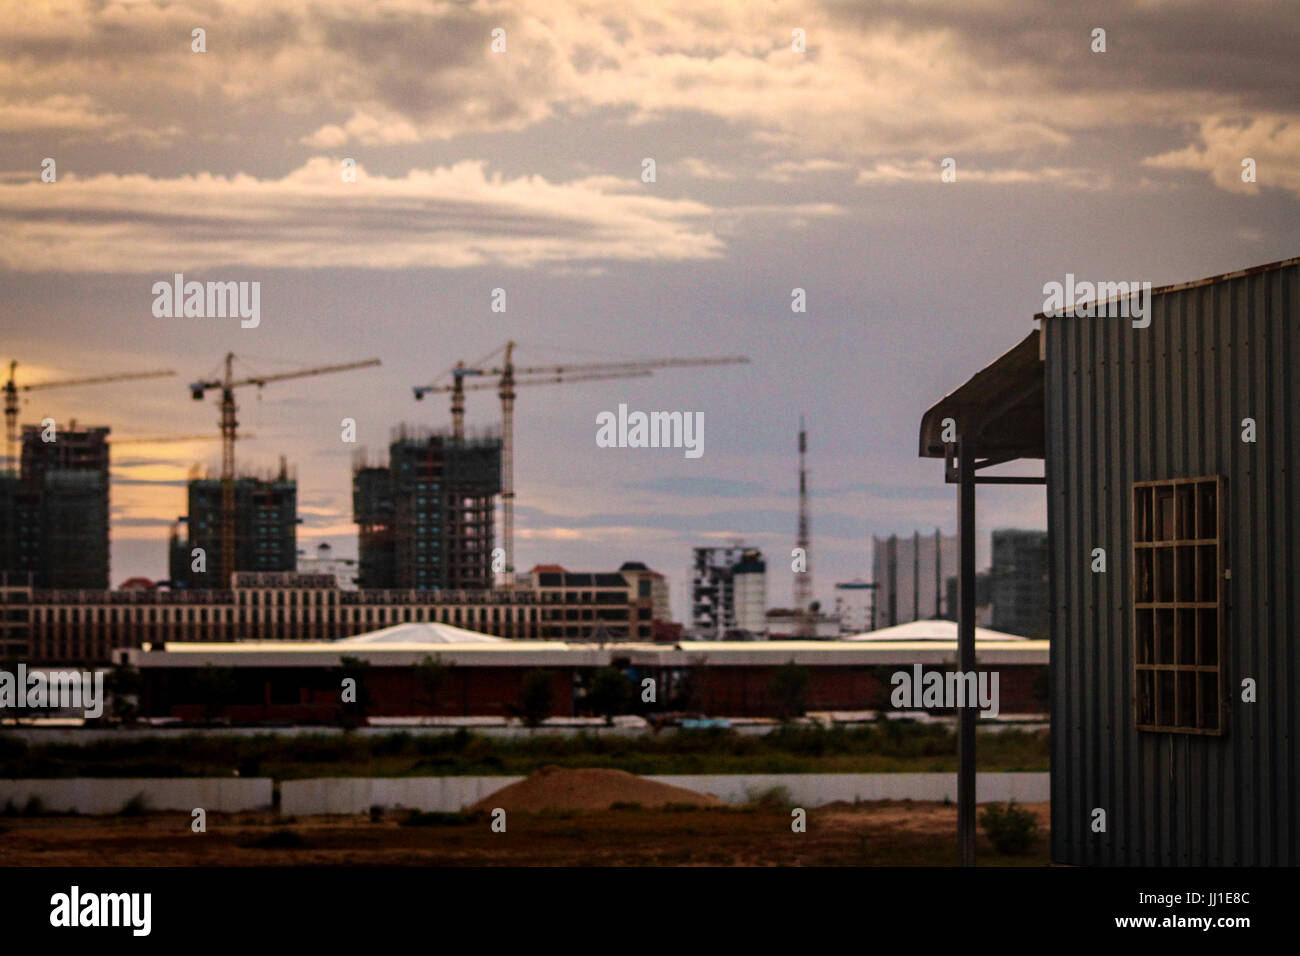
(0, 724), (1048, 778)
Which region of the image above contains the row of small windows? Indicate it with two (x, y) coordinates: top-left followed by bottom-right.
(35, 605), (543, 625)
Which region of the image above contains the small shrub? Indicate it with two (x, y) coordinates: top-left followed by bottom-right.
(119, 793), (149, 817)
(610, 801), (643, 811)
(369, 804), (385, 823)
(22, 795), (45, 817)
(746, 785), (794, 809)
(979, 800), (1041, 855)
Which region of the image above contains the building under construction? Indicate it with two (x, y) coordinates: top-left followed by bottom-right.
(169, 466), (297, 588)
(353, 426), (502, 591)
(0, 424), (110, 589)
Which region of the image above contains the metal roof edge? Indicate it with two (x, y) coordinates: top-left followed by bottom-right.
(1033, 255), (1300, 321)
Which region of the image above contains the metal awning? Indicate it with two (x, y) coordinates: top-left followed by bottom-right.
(918, 329), (1044, 462)
(917, 327), (1046, 868)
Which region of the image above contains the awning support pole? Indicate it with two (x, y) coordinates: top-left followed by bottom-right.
(957, 439), (977, 866)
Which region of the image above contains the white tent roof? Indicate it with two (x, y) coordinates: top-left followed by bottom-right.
(335, 621), (507, 645)
(843, 619), (1030, 642)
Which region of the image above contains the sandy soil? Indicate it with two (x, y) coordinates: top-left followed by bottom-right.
(470, 765), (723, 812)
(0, 800), (1050, 867)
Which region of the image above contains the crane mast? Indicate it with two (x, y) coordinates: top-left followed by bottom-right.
(415, 342), (749, 587)
(189, 352), (381, 587)
(794, 417), (813, 637)
(3, 360), (175, 469)
(499, 343), (517, 581)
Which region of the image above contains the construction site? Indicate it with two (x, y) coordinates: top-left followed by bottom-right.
(353, 426), (502, 591)
(0, 342), (753, 665)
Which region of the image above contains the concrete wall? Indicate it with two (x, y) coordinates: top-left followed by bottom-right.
(280, 772), (1049, 815)
(650, 773), (1048, 806)
(281, 776), (522, 816)
(0, 778), (273, 814)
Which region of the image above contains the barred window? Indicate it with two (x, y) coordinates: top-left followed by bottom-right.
(1133, 476), (1224, 734)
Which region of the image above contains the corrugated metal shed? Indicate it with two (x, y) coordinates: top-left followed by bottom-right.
(1045, 256), (1300, 865)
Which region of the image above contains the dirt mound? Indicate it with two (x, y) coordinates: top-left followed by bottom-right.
(472, 766), (722, 813)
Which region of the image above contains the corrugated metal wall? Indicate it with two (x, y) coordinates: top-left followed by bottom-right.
(1048, 260), (1299, 865)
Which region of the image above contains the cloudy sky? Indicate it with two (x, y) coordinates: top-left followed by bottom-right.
(2, 0), (1297, 619)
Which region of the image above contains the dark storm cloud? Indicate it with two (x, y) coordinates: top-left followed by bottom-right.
(824, 0), (1300, 110)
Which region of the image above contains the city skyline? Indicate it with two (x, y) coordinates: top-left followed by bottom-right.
(2, 1), (1296, 620)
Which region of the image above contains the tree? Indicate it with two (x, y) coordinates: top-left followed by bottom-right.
(415, 655), (452, 715)
(106, 661), (142, 723)
(586, 667), (635, 726)
(339, 656), (372, 726)
(513, 669), (555, 728)
(767, 660), (809, 721)
(192, 664), (236, 724)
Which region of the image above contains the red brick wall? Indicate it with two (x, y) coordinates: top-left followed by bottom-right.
(148, 662), (1046, 721)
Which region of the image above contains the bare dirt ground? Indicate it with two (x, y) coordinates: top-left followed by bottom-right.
(0, 800), (1050, 866)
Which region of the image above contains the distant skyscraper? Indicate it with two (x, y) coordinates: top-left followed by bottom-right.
(691, 544), (766, 639)
(871, 530), (956, 627)
(990, 529), (1048, 637)
(834, 579), (874, 634)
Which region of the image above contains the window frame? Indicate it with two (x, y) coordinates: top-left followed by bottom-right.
(1132, 475), (1226, 735)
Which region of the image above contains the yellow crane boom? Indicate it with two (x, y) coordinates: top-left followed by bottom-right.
(3, 360), (176, 466)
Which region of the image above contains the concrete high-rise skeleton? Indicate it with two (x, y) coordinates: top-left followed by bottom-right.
(353, 426), (502, 590)
(0, 424), (110, 589)
(690, 545), (766, 639)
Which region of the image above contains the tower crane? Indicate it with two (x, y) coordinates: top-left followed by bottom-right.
(414, 341), (749, 583)
(3, 360), (176, 467)
(794, 416), (813, 638)
(58, 420), (253, 446)
(189, 353), (381, 586)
